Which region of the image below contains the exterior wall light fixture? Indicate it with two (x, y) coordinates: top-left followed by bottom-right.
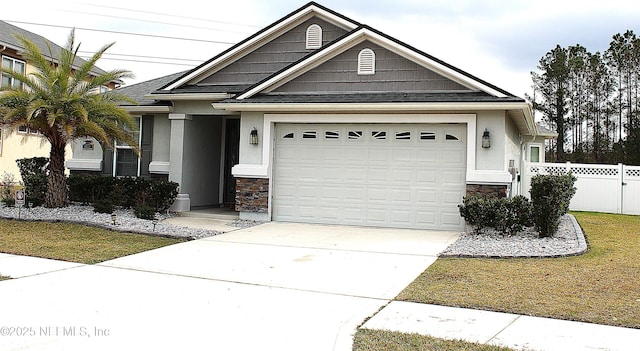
(249, 127), (259, 145)
(482, 128), (490, 148)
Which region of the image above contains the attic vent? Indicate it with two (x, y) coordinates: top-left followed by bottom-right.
(358, 48), (375, 75)
(306, 24), (322, 49)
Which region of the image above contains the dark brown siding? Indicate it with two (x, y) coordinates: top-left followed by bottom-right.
(199, 17), (348, 86)
(273, 41), (470, 93)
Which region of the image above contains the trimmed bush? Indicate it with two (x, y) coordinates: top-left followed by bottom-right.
(530, 173), (577, 238)
(93, 199), (113, 214)
(67, 175), (178, 213)
(16, 157), (48, 207)
(134, 205), (156, 220)
(459, 195), (533, 235)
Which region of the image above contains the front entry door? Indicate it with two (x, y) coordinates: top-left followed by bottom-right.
(223, 119), (240, 208)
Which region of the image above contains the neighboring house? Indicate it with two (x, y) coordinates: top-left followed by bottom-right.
(0, 20), (119, 182)
(68, 2), (554, 231)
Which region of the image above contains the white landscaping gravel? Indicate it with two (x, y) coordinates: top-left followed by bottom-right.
(441, 214), (588, 258)
(0, 204), (587, 257)
(0, 205), (225, 239)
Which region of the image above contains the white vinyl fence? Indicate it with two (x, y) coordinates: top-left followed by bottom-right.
(522, 162), (640, 215)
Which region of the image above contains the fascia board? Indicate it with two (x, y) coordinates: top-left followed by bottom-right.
(144, 93), (233, 101)
(212, 101), (531, 112)
(123, 105), (173, 114)
(162, 5), (358, 91)
(237, 28), (509, 100)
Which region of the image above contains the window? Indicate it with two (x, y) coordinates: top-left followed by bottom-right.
(445, 134), (460, 141)
(306, 24), (322, 49)
(371, 131), (387, 140)
(282, 132), (294, 139)
(395, 131), (411, 140)
(529, 145), (541, 163)
(358, 48), (375, 75)
(325, 130), (340, 139)
(0, 128), (3, 155)
(420, 131), (436, 140)
(2, 56), (26, 89)
(114, 117), (141, 177)
(302, 131), (317, 139)
(348, 130), (363, 140)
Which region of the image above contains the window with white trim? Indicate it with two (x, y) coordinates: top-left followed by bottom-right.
(306, 24), (322, 49)
(358, 48), (375, 75)
(114, 117), (141, 177)
(529, 144), (542, 163)
(1, 56), (26, 89)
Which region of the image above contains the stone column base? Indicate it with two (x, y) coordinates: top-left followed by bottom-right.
(235, 178), (269, 213)
(466, 184), (508, 198)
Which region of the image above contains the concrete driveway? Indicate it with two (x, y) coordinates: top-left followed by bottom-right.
(0, 222), (458, 351)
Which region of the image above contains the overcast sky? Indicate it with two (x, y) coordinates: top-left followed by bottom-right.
(5, 0), (640, 98)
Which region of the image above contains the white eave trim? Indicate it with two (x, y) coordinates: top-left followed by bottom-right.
(65, 159), (102, 172)
(123, 105), (173, 114)
(162, 5), (358, 91)
(236, 28), (509, 100)
(212, 101), (530, 112)
(144, 93), (233, 101)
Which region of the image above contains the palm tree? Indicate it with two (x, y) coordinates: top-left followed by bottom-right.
(0, 30), (138, 207)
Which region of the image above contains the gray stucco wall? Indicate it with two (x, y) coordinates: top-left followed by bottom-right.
(239, 112), (264, 165)
(152, 115), (170, 163)
(273, 41), (470, 93)
(475, 110), (505, 171)
(180, 116), (222, 207)
(200, 17), (348, 86)
(504, 115), (521, 170)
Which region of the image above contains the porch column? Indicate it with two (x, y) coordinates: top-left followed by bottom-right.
(168, 113), (191, 212)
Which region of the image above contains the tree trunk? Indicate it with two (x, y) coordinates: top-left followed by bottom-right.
(46, 144), (67, 208)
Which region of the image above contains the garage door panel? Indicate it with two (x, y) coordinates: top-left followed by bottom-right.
(273, 123), (466, 230)
(442, 191), (464, 204)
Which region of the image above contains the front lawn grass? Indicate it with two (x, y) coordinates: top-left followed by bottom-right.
(352, 329), (514, 351)
(0, 219), (187, 264)
(396, 212), (640, 328)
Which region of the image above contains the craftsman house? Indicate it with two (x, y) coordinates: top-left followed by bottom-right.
(67, 2), (552, 230)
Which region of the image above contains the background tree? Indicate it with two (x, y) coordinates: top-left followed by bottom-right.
(530, 30), (640, 165)
(530, 45), (570, 161)
(0, 30), (138, 207)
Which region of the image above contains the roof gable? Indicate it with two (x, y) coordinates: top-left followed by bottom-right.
(271, 40), (470, 94)
(197, 16), (350, 88)
(237, 26), (512, 99)
(161, 2), (359, 91)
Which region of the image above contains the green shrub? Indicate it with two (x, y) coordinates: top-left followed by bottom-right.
(16, 157), (48, 207)
(459, 195), (533, 235)
(530, 173), (577, 238)
(148, 180), (179, 212)
(93, 199), (113, 214)
(2, 198), (15, 207)
(67, 175), (178, 212)
(1, 172), (17, 202)
(134, 205), (156, 220)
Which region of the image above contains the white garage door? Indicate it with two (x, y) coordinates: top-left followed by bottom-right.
(273, 123), (466, 230)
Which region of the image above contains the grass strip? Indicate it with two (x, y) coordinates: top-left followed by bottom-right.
(0, 219), (187, 264)
(352, 329), (514, 351)
(396, 212), (640, 328)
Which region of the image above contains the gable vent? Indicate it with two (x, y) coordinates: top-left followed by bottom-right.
(358, 48), (376, 75)
(306, 24), (322, 49)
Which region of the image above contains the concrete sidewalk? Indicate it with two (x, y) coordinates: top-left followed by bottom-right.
(2, 222), (639, 351)
(363, 302), (640, 351)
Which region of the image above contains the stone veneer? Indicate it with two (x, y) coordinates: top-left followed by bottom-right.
(466, 184), (508, 198)
(235, 178), (269, 213)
